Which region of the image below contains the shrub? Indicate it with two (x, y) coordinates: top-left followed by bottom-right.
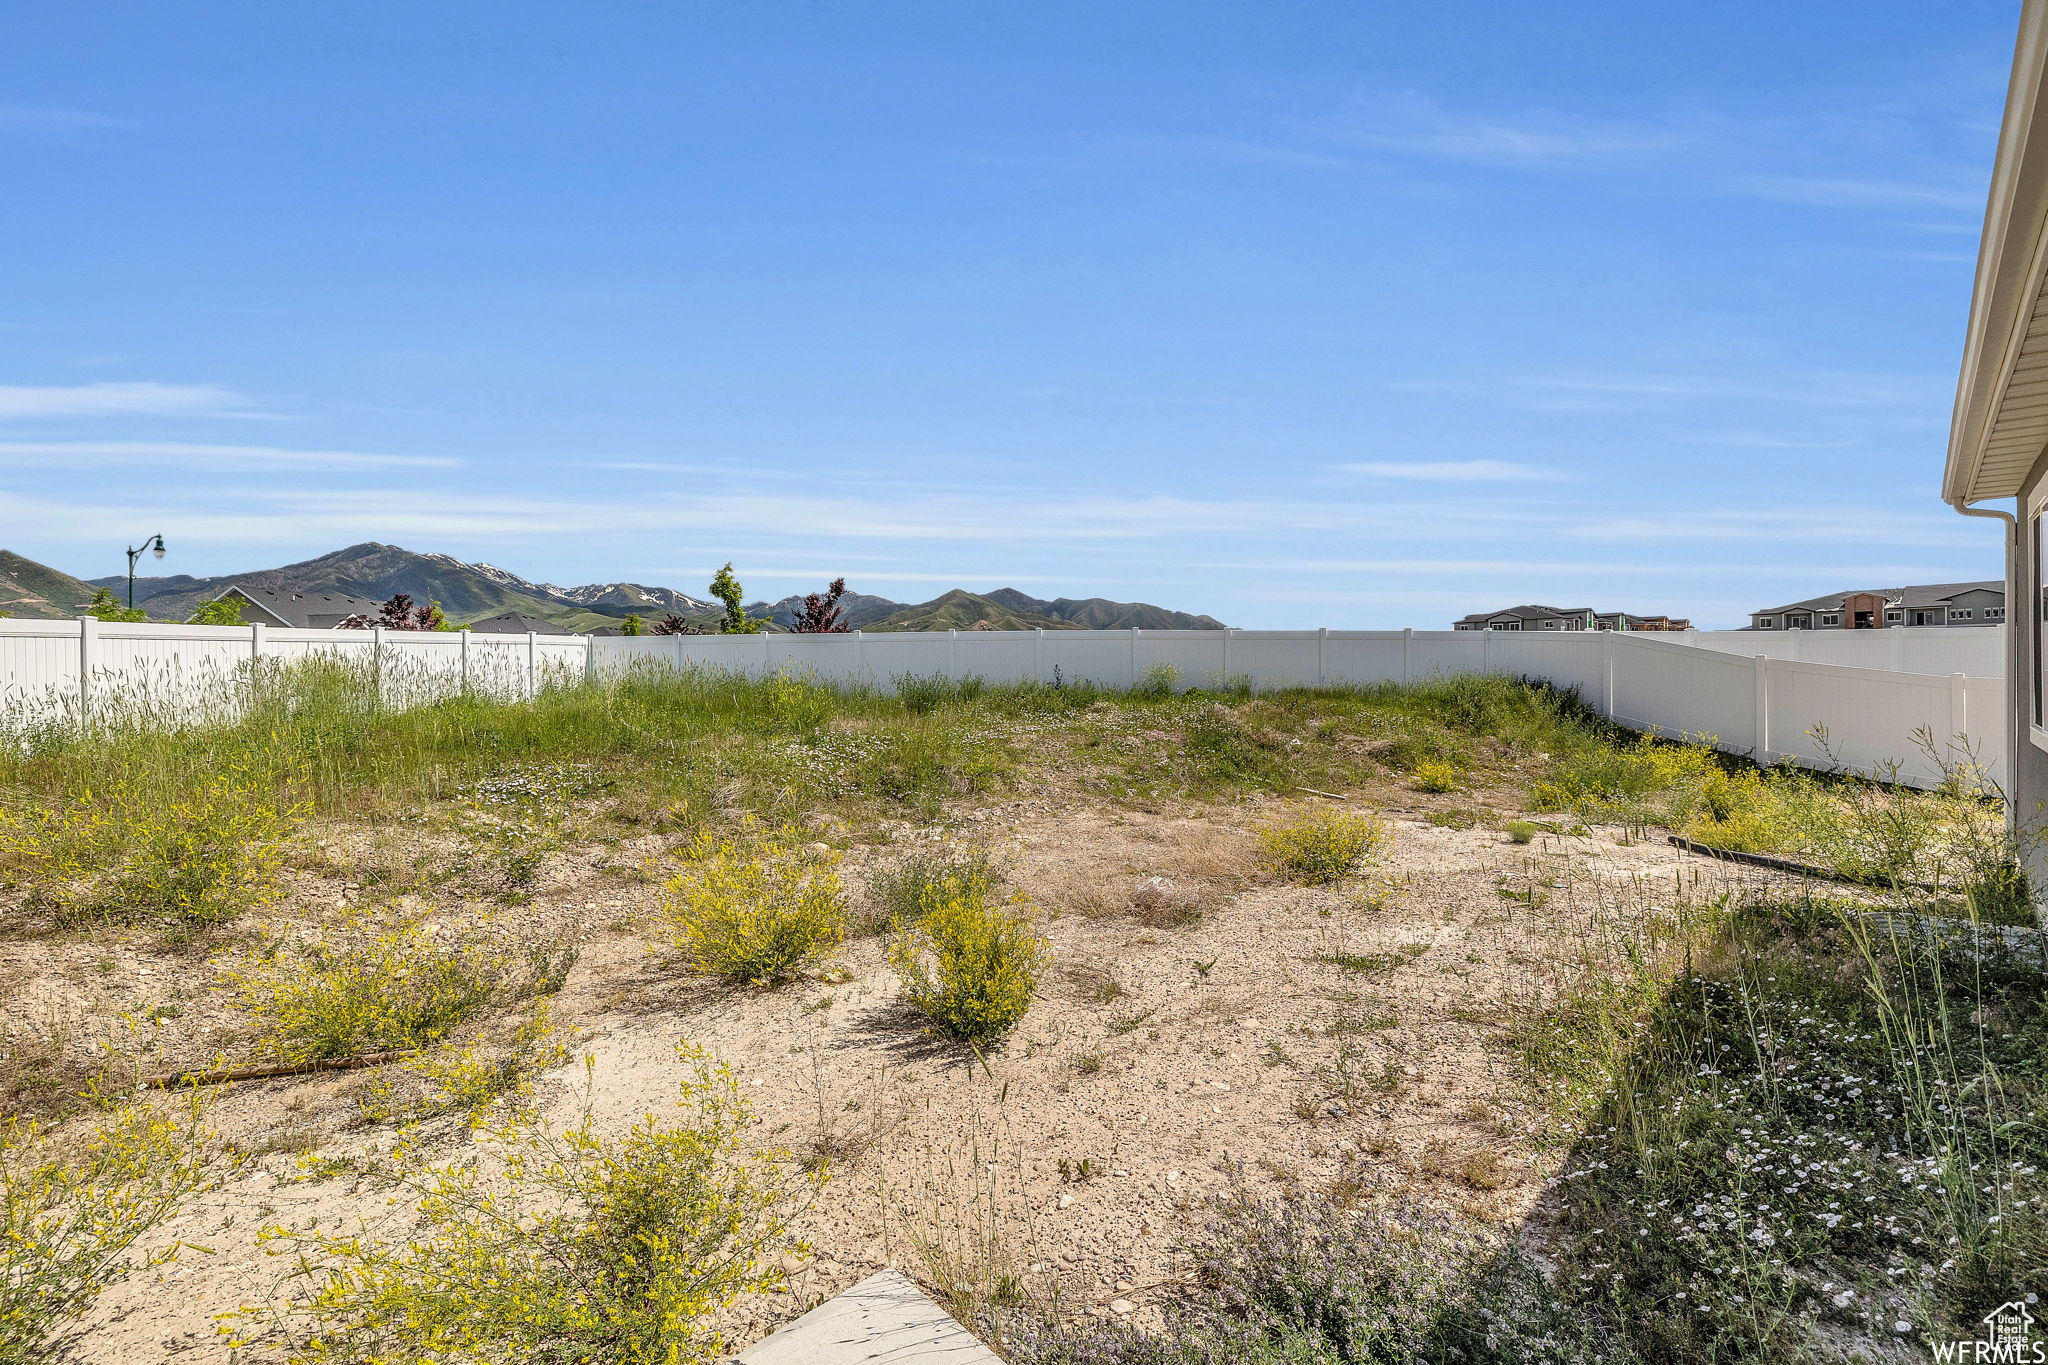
(1506, 820), (1538, 845)
(355, 1006), (569, 1128)
(657, 826), (847, 986)
(1258, 809), (1390, 885)
(891, 887), (1048, 1043)
(225, 916), (567, 1062)
(1009, 1167), (1630, 1365)
(1413, 759), (1459, 793)
(865, 845), (1002, 932)
(231, 1046), (812, 1365)
(0, 765), (303, 931)
(1, 1096), (224, 1361)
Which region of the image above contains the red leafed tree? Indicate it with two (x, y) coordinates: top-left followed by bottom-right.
(651, 613), (705, 635)
(790, 578), (851, 633)
(369, 593), (444, 631)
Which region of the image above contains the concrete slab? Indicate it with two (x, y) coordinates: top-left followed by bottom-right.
(732, 1268), (1004, 1364)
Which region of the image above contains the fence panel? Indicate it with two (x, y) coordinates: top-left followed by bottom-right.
(1682, 625), (2003, 677)
(0, 620), (2010, 792)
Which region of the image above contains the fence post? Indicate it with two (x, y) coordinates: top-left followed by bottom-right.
(459, 628), (471, 694)
(1130, 626), (1141, 687)
(948, 628), (957, 677)
(76, 615), (96, 718)
(1752, 655), (1769, 758)
(854, 630), (864, 686)
(762, 630), (772, 677)
(1034, 627), (1044, 682)
(250, 620), (265, 665)
(1785, 629), (1800, 663)
(1402, 627), (1413, 685)
(1891, 626), (1906, 673)
(1317, 627), (1328, 685)
(583, 632), (595, 684)
(1481, 629), (1491, 674)
(1949, 671), (1968, 747)
(1223, 628), (1233, 679)
(526, 631), (538, 699)
(372, 625), (386, 707)
(1601, 630), (1617, 718)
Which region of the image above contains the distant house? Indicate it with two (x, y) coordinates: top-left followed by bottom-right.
(467, 611), (573, 635)
(1747, 582), (2004, 630)
(1452, 605), (1691, 632)
(211, 585), (383, 629)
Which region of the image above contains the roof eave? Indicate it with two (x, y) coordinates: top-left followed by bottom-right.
(1947, 2), (2048, 507)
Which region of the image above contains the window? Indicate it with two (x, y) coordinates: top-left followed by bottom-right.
(1759, 617), (1776, 628)
(1952, 609), (1974, 620)
(1886, 611), (1903, 623)
(2037, 512), (2045, 728)
(1821, 614), (1839, 625)
(1989, 607), (2006, 620)
(1541, 619), (1558, 629)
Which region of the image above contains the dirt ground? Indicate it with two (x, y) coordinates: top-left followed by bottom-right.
(19, 784), (1792, 1362)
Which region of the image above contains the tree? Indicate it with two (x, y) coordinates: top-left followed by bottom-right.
(83, 588), (146, 623)
(789, 578), (852, 633)
(651, 613), (704, 636)
(337, 594), (444, 631)
(708, 563), (767, 635)
(188, 595), (247, 626)
(620, 613), (645, 637)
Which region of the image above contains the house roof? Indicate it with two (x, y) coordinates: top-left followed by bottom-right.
(1946, 5), (2048, 505)
(220, 585), (382, 628)
(1755, 581), (2003, 615)
(468, 611), (573, 635)
(1453, 604), (1596, 623)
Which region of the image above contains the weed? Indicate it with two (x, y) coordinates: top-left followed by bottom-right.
(656, 824), (848, 987)
(0, 764), (302, 932)
(226, 915), (565, 1063)
(1072, 1052), (1104, 1076)
(1506, 819), (1538, 844)
(1413, 759), (1459, 793)
(230, 1046), (812, 1364)
(1, 1094), (226, 1360)
(1258, 809), (1390, 885)
(865, 844), (1002, 933)
(891, 887), (1048, 1044)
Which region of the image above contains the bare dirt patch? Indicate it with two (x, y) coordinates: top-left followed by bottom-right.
(53, 790), (1795, 1362)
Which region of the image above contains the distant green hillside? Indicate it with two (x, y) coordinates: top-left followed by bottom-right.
(0, 550), (100, 619)
(864, 589), (1086, 633)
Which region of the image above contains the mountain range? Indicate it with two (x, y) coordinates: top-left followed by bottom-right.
(1, 542), (1223, 632)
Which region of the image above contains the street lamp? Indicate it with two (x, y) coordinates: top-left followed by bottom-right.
(126, 533), (166, 610)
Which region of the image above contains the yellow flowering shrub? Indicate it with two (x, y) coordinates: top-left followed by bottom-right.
(1258, 809), (1391, 885)
(226, 916), (567, 1063)
(1412, 759), (1459, 793)
(656, 826), (847, 986)
(231, 1046), (811, 1365)
(355, 1005), (569, 1128)
(890, 887), (1047, 1044)
(0, 765), (302, 929)
(2, 1095), (224, 1360)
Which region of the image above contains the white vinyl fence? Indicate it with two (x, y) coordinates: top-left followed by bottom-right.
(0, 617), (2005, 790)
(1672, 624), (2004, 678)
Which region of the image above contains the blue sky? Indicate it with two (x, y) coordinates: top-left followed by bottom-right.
(0, 1), (2023, 626)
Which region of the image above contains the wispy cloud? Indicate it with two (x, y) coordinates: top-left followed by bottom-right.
(1336, 459), (1565, 482)
(0, 381), (250, 418)
(1732, 174), (1983, 210)
(1326, 96), (1684, 169)
(0, 441), (456, 471)
(0, 103), (137, 139)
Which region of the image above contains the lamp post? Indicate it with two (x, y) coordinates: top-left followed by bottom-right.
(126, 533), (166, 610)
